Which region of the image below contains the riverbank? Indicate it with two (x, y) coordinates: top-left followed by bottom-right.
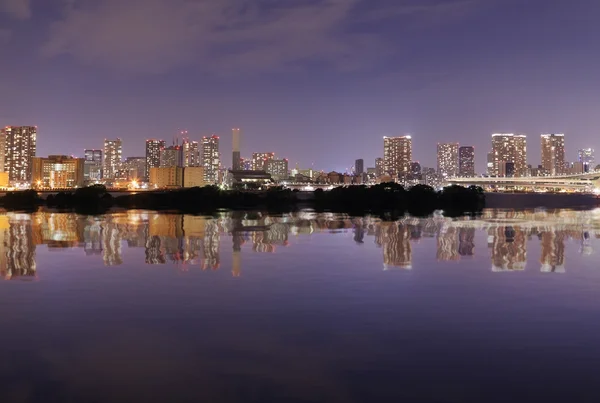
(0, 184), (485, 216)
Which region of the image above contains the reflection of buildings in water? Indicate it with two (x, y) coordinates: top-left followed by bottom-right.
(540, 231), (566, 273)
(489, 226), (527, 271)
(458, 228), (475, 257)
(145, 235), (166, 264)
(202, 221), (220, 270)
(437, 226), (459, 261)
(1, 217), (36, 280)
(83, 220), (103, 255)
(102, 223), (123, 266)
(376, 222), (412, 270)
(580, 231), (593, 256)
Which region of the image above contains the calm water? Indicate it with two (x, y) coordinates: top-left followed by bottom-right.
(1, 209), (600, 403)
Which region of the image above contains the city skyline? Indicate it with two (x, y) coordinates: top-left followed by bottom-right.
(0, 1), (599, 172)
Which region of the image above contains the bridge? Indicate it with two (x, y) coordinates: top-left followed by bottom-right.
(447, 171), (600, 192)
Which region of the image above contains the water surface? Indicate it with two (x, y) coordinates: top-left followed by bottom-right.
(1, 209), (600, 403)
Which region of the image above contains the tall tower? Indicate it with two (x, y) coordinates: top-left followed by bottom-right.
(103, 139), (122, 180)
(145, 139), (165, 180)
(491, 133), (527, 177)
(355, 159), (364, 175)
(182, 140), (199, 167)
(383, 136), (412, 179)
(375, 157), (384, 177)
(232, 128), (241, 170)
(436, 143), (459, 178)
(202, 135), (220, 184)
(540, 133), (565, 175)
(459, 146), (475, 177)
(2, 126), (37, 184)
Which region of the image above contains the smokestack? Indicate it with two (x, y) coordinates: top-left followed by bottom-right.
(232, 128), (241, 170)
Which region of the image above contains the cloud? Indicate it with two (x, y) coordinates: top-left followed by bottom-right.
(0, 0), (30, 20)
(41, 0), (483, 74)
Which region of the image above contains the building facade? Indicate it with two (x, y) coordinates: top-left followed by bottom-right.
(2, 126), (37, 184)
(103, 138), (122, 179)
(124, 157), (146, 181)
(182, 140), (200, 167)
(540, 133), (565, 176)
(458, 146), (475, 177)
(145, 139), (165, 180)
(437, 143), (459, 178)
(149, 166), (183, 188)
(266, 159), (289, 181)
(183, 166), (205, 188)
(252, 152), (275, 171)
(201, 135), (220, 184)
(32, 155), (85, 189)
(491, 133), (527, 177)
(383, 136), (412, 179)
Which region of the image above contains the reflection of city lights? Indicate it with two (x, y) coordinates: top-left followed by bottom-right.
(594, 188), (600, 195)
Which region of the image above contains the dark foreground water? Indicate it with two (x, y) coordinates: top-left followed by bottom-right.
(1, 209), (600, 403)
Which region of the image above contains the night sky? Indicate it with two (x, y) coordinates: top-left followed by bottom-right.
(0, 0), (598, 172)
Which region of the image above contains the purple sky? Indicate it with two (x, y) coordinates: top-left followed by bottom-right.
(0, 0), (599, 173)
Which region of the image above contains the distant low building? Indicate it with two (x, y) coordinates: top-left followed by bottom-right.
(229, 170), (272, 188)
(183, 166), (205, 188)
(149, 166), (183, 188)
(266, 159), (289, 181)
(32, 155), (85, 189)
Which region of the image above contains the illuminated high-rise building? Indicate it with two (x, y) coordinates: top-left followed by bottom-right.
(578, 148), (595, 172)
(491, 133), (527, 177)
(32, 155), (85, 189)
(459, 146), (475, 177)
(145, 139), (165, 179)
(182, 140), (199, 167)
(383, 136), (412, 179)
(375, 157), (384, 177)
(201, 135), (220, 184)
(540, 133), (565, 176)
(2, 126), (37, 184)
(437, 143), (459, 178)
(232, 128), (241, 170)
(252, 152), (275, 171)
(103, 138), (122, 179)
(355, 159), (364, 175)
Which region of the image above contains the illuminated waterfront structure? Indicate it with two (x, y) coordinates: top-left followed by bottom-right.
(383, 136), (412, 179)
(123, 157), (146, 181)
(149, 166), (183, 188)
(103, 138), (122, 179)
(32, 155), (85, 189)
(232, 128), (241, 171)
(201, 135), (220, 184)
(491, 133), (527, 177)
(578, 148), (595, 172)
(252, 152), (275, 171)
(266, 159), (289, 181)
(2, 126), (37, 185)
(437, 143), (459, 178)
(541, 133), (565, 176)
(459, 146), (475, 177)
(145, 139), (165, 180)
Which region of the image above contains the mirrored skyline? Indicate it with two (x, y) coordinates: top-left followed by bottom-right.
(1, 209), (599, 280)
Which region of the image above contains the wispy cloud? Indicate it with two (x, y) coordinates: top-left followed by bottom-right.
(40, 0), (484, 74)
(0, 0), (31, 20)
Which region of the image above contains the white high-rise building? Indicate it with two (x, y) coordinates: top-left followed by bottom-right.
(578, 148), (595, 172)
(2, 126), (37, 184)
(491, 133), (527, 177)
(437, 143), (459, 178)
(202, 135), (220, 184)
(103, 138), (122, 179)
(540, 134), (565, 175)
